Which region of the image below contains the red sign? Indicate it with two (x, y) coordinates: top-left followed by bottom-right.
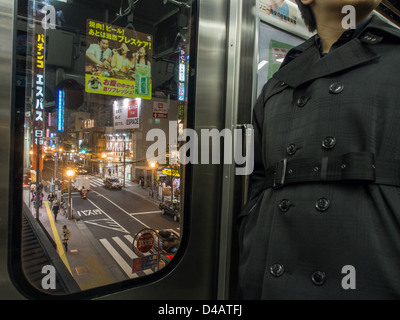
(136, 233), (155, 253)
(153, 112), (168, 119)
(128, 100), (139, 118)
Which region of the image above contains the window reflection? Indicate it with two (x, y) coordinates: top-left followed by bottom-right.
(18, 0), (193, 294)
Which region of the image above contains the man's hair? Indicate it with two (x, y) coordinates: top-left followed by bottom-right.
(295, 0), (317, 32)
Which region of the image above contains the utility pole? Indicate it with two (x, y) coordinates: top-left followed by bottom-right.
(35, 139), (41, 220)
(123, 138), (126, 188)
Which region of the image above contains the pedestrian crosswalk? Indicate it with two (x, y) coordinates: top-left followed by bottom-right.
(89, 177), (137, 188)
(99, 234), (157, 279)
(90, 177), (105, 188)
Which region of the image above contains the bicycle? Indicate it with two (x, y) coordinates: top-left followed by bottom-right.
(59, 201), (67, 216)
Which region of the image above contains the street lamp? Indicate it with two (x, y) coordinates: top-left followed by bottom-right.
(149, 162), (156, 199)
(101, 152), (107, 178)
(66, 169), (74, 220)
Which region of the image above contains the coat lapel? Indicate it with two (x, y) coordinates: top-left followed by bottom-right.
(273, 37), (380, 88)
(270, 14), (400, 88)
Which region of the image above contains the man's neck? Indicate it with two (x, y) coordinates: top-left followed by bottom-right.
(317, 23), (346, 53)
(315, 12), (371, 53)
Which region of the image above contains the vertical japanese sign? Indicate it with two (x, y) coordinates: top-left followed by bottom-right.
(178, 47), (186, 102)
(31, 0), (46, 171)
(113, 98), (140, 129)
(85, 19), (152, 100)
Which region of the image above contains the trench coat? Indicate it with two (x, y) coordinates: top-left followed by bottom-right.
(238, 15), (400, 299)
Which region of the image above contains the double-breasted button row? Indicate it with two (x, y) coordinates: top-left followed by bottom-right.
(295, 82), (344, 109)
(269, 264), (327, 286)
(278, 198), (330, 212)
(286, 136), (335, 156)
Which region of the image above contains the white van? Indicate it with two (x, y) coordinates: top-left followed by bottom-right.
(73, 176), (91, 192)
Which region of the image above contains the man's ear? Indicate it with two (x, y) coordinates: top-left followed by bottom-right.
(300, 0), (314, 5)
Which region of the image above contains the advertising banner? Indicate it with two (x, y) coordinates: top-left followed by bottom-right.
(257, 21), (304, 97)
(258, 0), (298, 26)
(113, 99), (140, 129)
(85, 19), (152, 100)
(256, 0), (314, 40)
(268, 39), (295, 79)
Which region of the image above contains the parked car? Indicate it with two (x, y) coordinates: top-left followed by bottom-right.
(153, 229), (181, 263)
(43, 154), (55, 162)
(104, 177), (122, 190)
(159, 200), (180, 222)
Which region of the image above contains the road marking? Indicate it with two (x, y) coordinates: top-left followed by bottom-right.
(129, 210), (162, 215)
(85, 198), (129, 233)
(84, 218), (128, 233)
(44, 201), (72, 275)
(99, 238), (137, 279)
(113, 236), (137, 259)
(91, 190), (151, 229)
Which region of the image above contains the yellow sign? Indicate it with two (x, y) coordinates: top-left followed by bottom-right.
(85, 74), (152, 99)
(162, 168), (180, 177)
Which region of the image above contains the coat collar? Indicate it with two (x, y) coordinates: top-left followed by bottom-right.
(273, 15), (400, 88)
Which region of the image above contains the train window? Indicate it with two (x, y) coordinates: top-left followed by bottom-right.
(14, 0), (195, 296)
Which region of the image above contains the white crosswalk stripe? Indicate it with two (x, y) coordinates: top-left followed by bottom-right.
(89, 177), (138, 188)
(90, 177), (105, 188)
(99, 235), (155, 279)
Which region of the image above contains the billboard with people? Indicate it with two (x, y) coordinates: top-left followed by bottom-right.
(85, 19), (152, 100)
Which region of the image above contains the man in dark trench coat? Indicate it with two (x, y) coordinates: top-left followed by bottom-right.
(238, 0), (400, 299)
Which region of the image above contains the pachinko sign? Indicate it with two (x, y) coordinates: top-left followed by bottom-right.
(85, 19), (152, 100)
(29, 0), (49, 171)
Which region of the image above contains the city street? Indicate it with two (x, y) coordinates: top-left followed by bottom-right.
(40, 161), (180, 283)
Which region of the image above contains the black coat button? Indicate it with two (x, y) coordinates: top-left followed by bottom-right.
(270, 263), (285, 277)
(311, 270), (326, 286)
(286, 144), (298, 155)
(322, 136), (336, 149)
(279, 199), (291, 212)
(315, 198), (330, 212)
(296, 96), (309, 107)
(329, 82), (344, 94)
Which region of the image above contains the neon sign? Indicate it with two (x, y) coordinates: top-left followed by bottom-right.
(178, 48), (186, 101)
(57, 90), (65, 131)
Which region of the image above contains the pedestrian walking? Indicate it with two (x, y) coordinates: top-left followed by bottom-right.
(47, 192), (55, 207)
(61, 225), (71, 252)
(52, 200), (60, 222)
(39, 191), (44, 208)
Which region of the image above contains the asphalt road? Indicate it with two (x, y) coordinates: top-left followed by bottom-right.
(42, 162), (180, 280)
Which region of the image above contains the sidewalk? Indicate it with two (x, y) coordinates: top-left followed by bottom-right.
(25, 187), (126, 292)
(25, 174), (163, 293)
